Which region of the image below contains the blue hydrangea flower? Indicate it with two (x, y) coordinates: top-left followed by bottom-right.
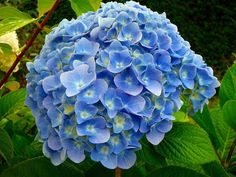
(25, 1), (219, 169)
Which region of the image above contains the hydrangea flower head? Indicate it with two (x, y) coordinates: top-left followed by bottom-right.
(26, 1), (219, 169)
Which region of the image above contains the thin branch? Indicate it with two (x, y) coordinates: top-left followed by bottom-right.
(0, 0), (61, 88)
(225, 135), (236, 167)
(215, 149), (225, 166)
(115, 168), (122, 177)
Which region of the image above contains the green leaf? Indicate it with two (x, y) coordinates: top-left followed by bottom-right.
(155, 122), (217, 164)
(0, 43), (13, 55)
(202, 161), (230, 177)
(210, 107), (235, 160)
(147, 166), (207, 177)
(12, 134), (32, 156)
(0, 17), (36, 36)
(192, 105), (220, 148)
(0, 127), (13, 164)
(0, 88), (26, 119)
(0, 6), (35, 36)
(0, 157), (84, 177)
(68, 0), (101, 16)
(4, 81), (20, 91)
(219, 62), (236, 107)
(137, 139), (166, 167)
(173, 111), (191, 122)
(37, 0), (56, 17)
(0, 6), (32, 20)
(223, 100), (236, 131)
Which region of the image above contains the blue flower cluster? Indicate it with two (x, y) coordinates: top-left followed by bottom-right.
(25, 1), (219, 169)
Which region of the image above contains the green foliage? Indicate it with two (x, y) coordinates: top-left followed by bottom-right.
(147, 166), (207, 177)
(0, 128), (13, 165)
(0, 89), (26, 118)
(202, 161), (229, 177)
(210, 107), (235, 161)
(37, 0), (56, 17)
(155, 123), (217, 165)
(219, 62), (236, 107)
(223, 100), (236, 131)
(192, 105), (220, 148)
(68, 0), (101, 16)
(0, 6), (32, 19)
(0, 43), (12, 55)
(137, 139), (166, 167)
(0, 6), (35, 36)
(0, 157), (84, 177)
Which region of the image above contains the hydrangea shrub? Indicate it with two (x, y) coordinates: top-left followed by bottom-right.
(25, 1), (219, 169)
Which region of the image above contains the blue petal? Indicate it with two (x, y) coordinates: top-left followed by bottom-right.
(113, 112), (134, 133)
(197, 68), (214, 86)
(154, 49), (172, 72)
(107, 50), (132, 73)
(116, 11), (132, 25)
(97, 70), (115, 87)
(77, 79), (108, 104)
(146, 127), (165, 145)
(46, 56), (62, 73)
(199, 86), (216, 98)
(140, 31), (157, 49)
(36, 115), (50, 139)
(156, 120), (173, 133)
(100, 88), (123, 118)
(60, 46), (75, 65)
(47, 107), (63, 127)
(42, 96), (54, 109)
(75, 101), (98, 124)
(96, 50), (110, 67)
(91, 144), (111, 162)
(66, 21), (87, 35)
(180, 63), (197, 80)
(156, 29), (171, 50)
(117, 150), (136, 169)
(114, 68), (143, 96)
(48, 132), (62, 151)
(67, 147), (85, 163)
(167, 72), (181, 86)
(75, 37), (99, 56)
(72, 56), (96, 73)
(77, 117), (106, 133)
(145, 80), (162, 96)
(89, 129), (110, 144)
(119, 92), (146, 114)
(60, 64), (96, 97)
(98, 17), (115, 28)
(101, 153), (117, 169)
(109, 133), (127, 154)
(107, 40), (127, 52)
(43, 142), (66, 166)
(117, 22), (142, 44)
(42, 74), (61, 93)
(180, 64), (197, 89)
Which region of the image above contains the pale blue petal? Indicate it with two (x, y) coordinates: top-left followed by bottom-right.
(146, 127), (165, 145)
